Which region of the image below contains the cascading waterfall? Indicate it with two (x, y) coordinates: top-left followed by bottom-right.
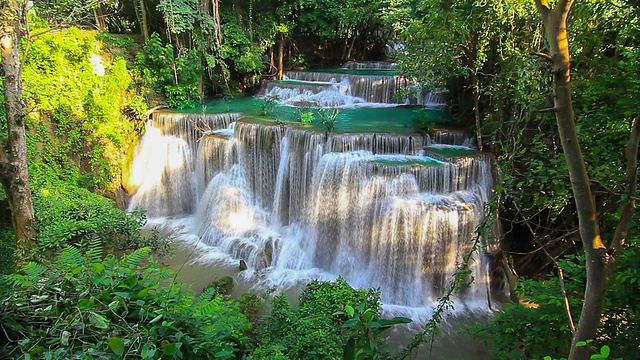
(128, 64), (496, 311)
(262, 70), (446, 108)
(342, 61), (397, 70)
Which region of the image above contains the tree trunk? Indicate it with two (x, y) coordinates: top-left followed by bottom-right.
(472, 73), (483, 151)
(277, 32), (284, 79)
(93, 7), (107, 32)
(534, 1), (607, 359)
(134, 0), (149, 42)
(0, 1), (36, 249)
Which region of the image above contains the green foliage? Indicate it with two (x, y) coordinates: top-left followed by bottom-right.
(256, 96), (278, 117)
(340, 304), (412, 360)
(204, 276), (235, 297)
(467, 248), (640, 359)
(157, 0), (198, 35)
(29, 163), (169, 257)
(599, 245), (640, 359)
(298, 107), (315, 125)
(136, 33), (201, 109)
(0, 245), (250, 359)
(22, 23), (143, 193)
(318, 107), (340, 132)
(252, 277), (382, 359)
(0, 229), (16, 275)
(464, 255), (581, 358)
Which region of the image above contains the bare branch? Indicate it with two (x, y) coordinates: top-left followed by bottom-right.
(531, 51), (552, 61)
(534, 106), (559, 113)
(512, 200), (576, 333)
(610, 114), (640, 258)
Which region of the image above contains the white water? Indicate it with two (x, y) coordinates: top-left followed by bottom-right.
(261, 70), (446, 108)
(127, 67), (497, 324)
(128, 118), (494, 312)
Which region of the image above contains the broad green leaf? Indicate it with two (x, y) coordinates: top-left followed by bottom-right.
(215, 349), (233, 357)
(379, 317), (412, 326)
(89, 312), (109, 329)
(342, 319), (359, 328)
(345, 304), (355, 317)
(108, 337), (125, 357)
(162, 342), (182, 356)
(114, 291), (131, 299)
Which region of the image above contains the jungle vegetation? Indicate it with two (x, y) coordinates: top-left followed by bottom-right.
(0, 0), (639, 359)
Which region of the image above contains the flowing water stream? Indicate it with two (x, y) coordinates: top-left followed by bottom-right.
(128, 63), (499, 358)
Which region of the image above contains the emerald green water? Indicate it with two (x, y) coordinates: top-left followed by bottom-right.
(270, 79), (333, 85)
(371, 155), (445, 167)
(426, 144), (478, 157)
(182, 97), (450, 134)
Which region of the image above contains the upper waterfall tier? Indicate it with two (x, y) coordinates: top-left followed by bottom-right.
(261, 70), (446, 108)
(341, 61), (397, 70)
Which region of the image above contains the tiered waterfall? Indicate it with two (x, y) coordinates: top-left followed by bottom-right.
(127, 65), (495, 310)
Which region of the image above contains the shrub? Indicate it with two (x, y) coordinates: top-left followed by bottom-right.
(29, 163), (169, 258)
(0, 245), (250, 359)
(252, 277), (382, 359)
(466, 249), (640, 359)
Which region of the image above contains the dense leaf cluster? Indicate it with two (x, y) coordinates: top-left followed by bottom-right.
(1, 245), (250, 359)
(466, 246), (640, 359)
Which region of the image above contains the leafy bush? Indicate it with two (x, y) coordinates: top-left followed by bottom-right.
(340, 303), (412, 360)
(29, 163), (168, 257)
(252, 277), (382, 359)
(0, 228), (16, 275)
(136, 33), (201, 109)
(318, 107), (340, 132)
(466, 249), (640, 359)
(0, 245), (250, 359)
(22, 25), (142, 193)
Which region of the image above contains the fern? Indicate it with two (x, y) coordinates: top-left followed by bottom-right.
(196, 286), (219, 305)
(5, 262), (47, 286)
(195, 295), (223, 317)
(85, 237), (104, 264)
(120, 247), (151, 269)
(56, 245), (85, 269)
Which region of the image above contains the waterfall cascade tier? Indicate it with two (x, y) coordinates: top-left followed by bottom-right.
(261, 70), (445, 108)
(128, 110), (496, 308)
(341, 61), (397, 70)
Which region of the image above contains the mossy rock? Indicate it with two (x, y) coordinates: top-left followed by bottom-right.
(204, 276), (235, 297)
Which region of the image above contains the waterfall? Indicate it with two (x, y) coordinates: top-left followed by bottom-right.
(341, 61), (397, 70)
(128, 124), (196, 217)
(261, 70), (446, 108)
(128, 108), (494, 308)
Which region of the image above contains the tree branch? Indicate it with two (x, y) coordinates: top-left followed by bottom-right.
(534, 106), (559, 113)
(530, 51), (552, 61)
(557, 0), (576, 14)
(534, 0), (551, 17)
(512, 200), (576, 333)
(610, 114), (640, 259)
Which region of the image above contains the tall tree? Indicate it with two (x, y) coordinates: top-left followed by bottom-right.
(0, 0), (35, 248)
(1, 0), (111, 252)
(534, 1), (639, 359)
